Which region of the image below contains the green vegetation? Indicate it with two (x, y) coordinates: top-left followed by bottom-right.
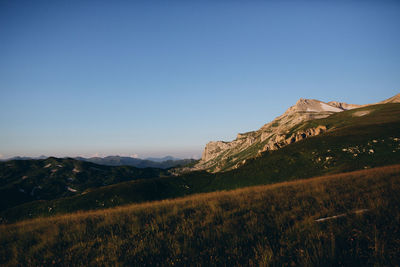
(0, 157), (168, 214)
(1, 165), (399, 266)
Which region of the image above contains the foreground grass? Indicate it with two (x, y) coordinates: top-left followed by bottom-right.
(1, 165), (400, 266)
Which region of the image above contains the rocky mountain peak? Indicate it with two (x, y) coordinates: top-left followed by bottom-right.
(190, 94), (399, 173)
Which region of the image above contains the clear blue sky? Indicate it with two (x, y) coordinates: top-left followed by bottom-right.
(0, 0), (399, 159)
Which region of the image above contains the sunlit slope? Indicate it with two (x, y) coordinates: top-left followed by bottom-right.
(2, 103), (400, 222)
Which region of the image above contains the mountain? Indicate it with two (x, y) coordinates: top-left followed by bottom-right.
(192, 94), (400, 172)
(79, 156), (196, 169)
(2, 101), (400, 223)
(2, 97), (400, 266)
(0, 155), (47, 161)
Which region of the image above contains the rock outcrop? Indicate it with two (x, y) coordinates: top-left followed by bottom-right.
(262, 125), (327, 152)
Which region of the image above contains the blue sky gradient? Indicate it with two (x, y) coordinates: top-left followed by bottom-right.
(1, 0), (399, 159)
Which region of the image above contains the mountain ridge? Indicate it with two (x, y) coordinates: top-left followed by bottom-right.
(1, 155), (196, 169)
(192, 93), (400, 172)
(78, 156), (196, 169)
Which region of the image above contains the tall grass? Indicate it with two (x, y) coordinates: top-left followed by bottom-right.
(1, 165), (400, 266)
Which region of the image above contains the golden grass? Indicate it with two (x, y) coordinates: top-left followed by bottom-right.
(1, 164), (400, 266)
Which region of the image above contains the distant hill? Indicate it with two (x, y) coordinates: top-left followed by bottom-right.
(1, 155), (196, 169)
(0, 157), (169, 215)
(145, 156), (181, 162)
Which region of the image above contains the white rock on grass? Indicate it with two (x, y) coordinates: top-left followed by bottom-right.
(67, 187), (77, 193)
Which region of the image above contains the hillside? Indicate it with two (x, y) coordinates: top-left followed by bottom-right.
(0, 157), (168, 213)
(193, 93), (400, 172)
(2, 103), (400, 223)
(1, 164), (399, 266)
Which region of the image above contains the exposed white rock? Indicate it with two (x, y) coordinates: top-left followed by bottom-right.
(67, 187), (77, 193)
(327, 101), (361, 110)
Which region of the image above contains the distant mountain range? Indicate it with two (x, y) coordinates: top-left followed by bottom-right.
(1, 155), (197, 169)
(77, 156), (196, 169)
(1, 155), (48, 161)
(144, 156), (181, 162)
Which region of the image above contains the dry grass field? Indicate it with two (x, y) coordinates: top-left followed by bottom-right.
(1, 164), (400, 266)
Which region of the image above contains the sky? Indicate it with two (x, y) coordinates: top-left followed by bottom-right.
(0, 0), (399, 159)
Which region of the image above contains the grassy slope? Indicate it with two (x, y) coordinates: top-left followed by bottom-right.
(2, 103), (400, 223)
(1, 164), (399, 266)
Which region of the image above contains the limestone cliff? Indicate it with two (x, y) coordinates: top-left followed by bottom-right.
(192, 94), (400, 173)
(194, 98), (359, 172)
